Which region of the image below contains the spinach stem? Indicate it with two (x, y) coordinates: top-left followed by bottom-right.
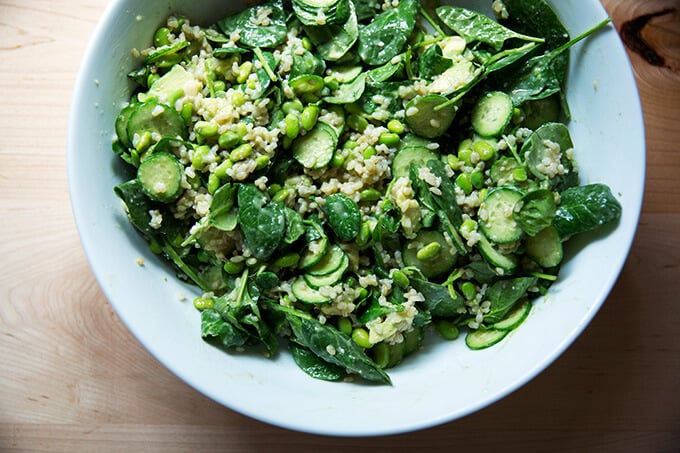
(254, 47), (277, 82)
(419, 7), (446, 37)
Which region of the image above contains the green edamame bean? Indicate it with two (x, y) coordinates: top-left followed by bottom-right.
(230, 90), (246, 107)
(447, 154), (461, 170)
(461, 281), (477, 300)
(471, 170), (484, 189)
(473, 141), (495, 161)
(218, 131), (241, 149)
(236, 61), (253, 84)
(378, 132), (400, 147)
(153, 27), (172, 47)
(455, 173), (473, 194)
(392, 269), (410, 289)
(180, 103), (193, 125)
(416, 241), (441, 261)
(363, 145), (376, 160)
(193, 296), (214, 311)
(146, 73), (160, 88)
(513, 167), (528, 182)
(343, 139), (358, 150)
(330, 153), (345, 168)
(230, 143), (253, 162)
(285, 113), (300, 139)
(223, 260), (244, 275)
(387, 119), (405, 135)
(207, 173), (221, 194)
(351, 327), (371, 349)
(282, 99), (303, 114)
(192, 145), (211, 169)
(272, 188), (291, 203)
(460, 219), (477, 235)
(337, 317), (353, 336)
(195, 121), (218, 138)
(436, 319), (459, 340)
(360, 188), (381, 202)
(300, 105), (319, 131)
(214, 158), (233, 179)
(255, 155), (270, 170)
(356, 221), (372, 247)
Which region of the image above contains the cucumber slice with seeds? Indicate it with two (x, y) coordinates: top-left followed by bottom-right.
(136, 152), (184, 202)
(465, 328), (509, 350)
(291, 278), (331, 304)
(304, 253), (349, 288)
(477, 233), (518, 274)
(292, 121), (337, 169)
(471, 91), (513, 138)
(391, 146), (439, 179)
(126, 101), (187, 144)
(307, 244), (346, 276)
(490, 300), (531, 331)
(402, 230), (457, 278)
(525, 225), (563, 268)
(404, 94), (456, 139)
(479, 186), (524, 244)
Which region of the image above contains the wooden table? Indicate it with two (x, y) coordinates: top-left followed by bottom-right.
(1, 1), (678, 450)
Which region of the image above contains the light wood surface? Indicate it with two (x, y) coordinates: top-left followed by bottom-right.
(1, 1), (678, 451)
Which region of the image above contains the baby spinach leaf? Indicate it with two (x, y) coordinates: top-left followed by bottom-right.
(500, 17), (611, 106)
(289, 341), (346, 381)
(201, 308), (250, 348)
(238, 184), (286, 260)
(289, 50), (327, 79)
(114, 180), (158, 237)
(209, 183), (238, 231)
(217, 0), (287, 49)
(325, 193), (361, 241)
(418, 44), (453, 80)
(358, 0), (419, 66)
(513, 189), (557, 236)
(436, 6), (543, 51)
(500, 0), (570, 54)
(303, 1), (359, 62)
(553, 183), (622, 239)
(484, 277), (536, 323)
(286, 313), (392, 384)
(407, 274), (465, 317)
(283, 208), (305, 244)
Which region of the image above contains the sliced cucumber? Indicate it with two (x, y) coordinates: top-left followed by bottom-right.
(292, 121), (337, 169)
(307, 244), (346, 276)
(477, 233), (518, 274)
(327, 65), (362, 83)
(522, 122), (573, 181)
(525, 225), (563, 268)
(136, 152), (184, 202)
(291, 278), (331, 304)
(299, 223), (329, 269)
(115, 103), (136, 149)
(402, 230), (457, 278)
(126, 101), (187, 144)
(304, 253), (349, 288)
(148, 64), (194, 100)
(471, 91), (513, 138)
(490, 156), (525, 185)
(479, 186), (524, 244)
(404, 94), (456, 139)
(465, 328), (509, 350)
(324, 73), (366, 104)
(490, 300), (531, 331)
(289, 74), (325, 101)
(391, 146), (439, 179)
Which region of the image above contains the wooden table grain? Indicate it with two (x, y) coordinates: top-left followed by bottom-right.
(1, 1), (678, 451)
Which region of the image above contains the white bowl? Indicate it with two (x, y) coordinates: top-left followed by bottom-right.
(68, 0), (644, 436)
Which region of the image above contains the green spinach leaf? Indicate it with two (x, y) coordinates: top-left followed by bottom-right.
(358, 0), (419, 66)
(237, 184), (286, 260)
(553, 183), (622, 239)
(513, 189), (557, 236)
(289, 341), (346, 381)
(484, 277), (536, 323)
(217, 0), (287, 49)
(325, 193), (361, 241)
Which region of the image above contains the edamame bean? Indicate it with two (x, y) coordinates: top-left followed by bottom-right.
(301, 37), (313, 51)
(378, 132), (400, 147)
(147, 73), (160, 88)
(230, 143), (253, 161)
(153, 27), (172, 47)
(193, 297), (214, 311)
(285, 112), (300, 139)
(214, 158), (233, 179)
(471, 170), (484, 189)
(195, 121), (218, 138)
(363, 145), (376, 159)
(351, 328), (371, 349)
(192, 145), (211, 169)
(180, 103), (193, 125)
(436, 319), (459, 340)
(473, 141), (496, 161)
(236, 61), (253, 84)
(213, 80), (226, 92)
(461, 281), (477, 300)
(218, 131), (241, 149)
(223, 260), (244, 275)
(330, 153), (345, 168)
(300, 105), (319, 131)
(272, 188), (291, 203)
(387, 119), (405, 135)
(392, 269), (410, 289)
(356, 221), (372, 247)
(207, 173), (221, 194)
(460, 218), (477, 235)
(360, 188), (381, 202)
(455, 173), (473, 194)
(337, 317), (353, 336)
(230, 90), (246, 107)
(513, 167), (528, 182)
(416, 241), (441, 261)
(282, 99), (303, 114)
(255, 155), (270, 170)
